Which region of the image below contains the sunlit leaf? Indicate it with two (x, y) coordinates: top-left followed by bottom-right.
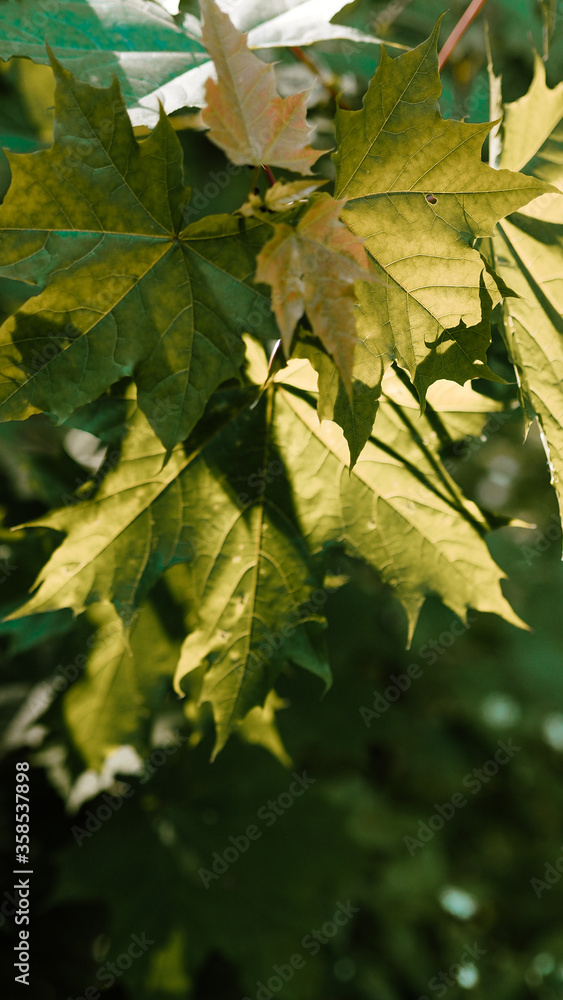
(491, 57), (563, 521)
(278, 377), (524, 640)
(333, 25), (553, 405)
(249, 342), (525, 640)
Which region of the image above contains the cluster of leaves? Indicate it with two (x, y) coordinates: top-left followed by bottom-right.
(0, 0), (561, 772)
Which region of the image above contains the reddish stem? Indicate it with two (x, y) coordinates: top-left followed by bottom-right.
(262, 164), (276, 186)
(290, 45), (320, 79)
(438, 0), (489, 71)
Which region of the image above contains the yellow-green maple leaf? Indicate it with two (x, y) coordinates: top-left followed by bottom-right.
(491, 57), (563, 522)
(333, 23), (554, 404)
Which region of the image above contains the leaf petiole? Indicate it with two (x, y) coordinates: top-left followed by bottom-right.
(438, 0), (489, 71)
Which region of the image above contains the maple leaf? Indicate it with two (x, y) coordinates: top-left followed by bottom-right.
(297, 273), (504, 467)
(247, 340), (525, 642)
(293, 335), (385, 468)
(379, 367), (507, 441)
(200, 0), (321, 172)
(254, 194), (376, 393)
(332, 23), (554, 408)
(219, 0), (389, 47)
(0, 0), (387, 126)
(235, 690), (292, 767)
(0, 54), (280, 449)
(0, 0), (208, 127)
(490, 57), (563, 523)
(279, 375), (523, 642)
(7, 382), (330, 756)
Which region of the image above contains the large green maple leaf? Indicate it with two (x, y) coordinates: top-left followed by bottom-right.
(490, 57), (563, 522)
(7, 380), (331, 756)
(332, 24), (553, 416)
(0, 55), (280, 449)
(0, 0), (385, 127)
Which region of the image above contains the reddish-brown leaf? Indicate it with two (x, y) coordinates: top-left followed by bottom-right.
(200, 0), (321, 173)
(255, 194), (376, 393)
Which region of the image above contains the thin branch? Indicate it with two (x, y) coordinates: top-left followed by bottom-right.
(438, 0), (489, 71)
(370, 0), (414, 35)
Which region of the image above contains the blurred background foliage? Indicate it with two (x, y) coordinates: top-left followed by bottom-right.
(1, 1), (563, 998)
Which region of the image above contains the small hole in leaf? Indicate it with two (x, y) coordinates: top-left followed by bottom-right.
(426, 194), (438, 204)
